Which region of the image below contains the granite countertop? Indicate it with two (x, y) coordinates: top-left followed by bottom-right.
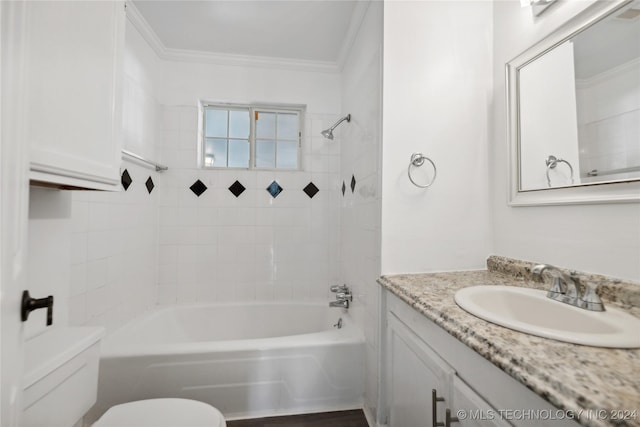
(378, 256), (640, 427)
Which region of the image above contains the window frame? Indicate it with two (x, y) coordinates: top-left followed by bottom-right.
(198, 101), (305, 171)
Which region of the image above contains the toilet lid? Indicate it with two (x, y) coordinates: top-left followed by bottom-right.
(93, 398), (226, 427)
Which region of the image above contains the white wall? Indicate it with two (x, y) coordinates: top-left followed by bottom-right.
(381, 1), (493, 275)
(492, 0), (640, 281)
(340, 1), (382, 422)
(159, 60), (341, 114)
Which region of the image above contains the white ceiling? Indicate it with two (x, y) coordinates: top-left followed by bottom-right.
(131, 0), (359, 67)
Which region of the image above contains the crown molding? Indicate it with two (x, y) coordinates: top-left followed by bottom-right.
(575, 56), (640, 88)
(125, 1), (166, 57)
(337, 0), (372, 71)
(125, 1), (343, 73)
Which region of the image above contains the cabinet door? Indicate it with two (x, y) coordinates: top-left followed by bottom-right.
(451, 376), (511, 427)
(387, 313), (455, 427)
(25, 1), (125, 190)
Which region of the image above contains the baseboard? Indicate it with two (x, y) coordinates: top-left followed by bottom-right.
(363, 405), (386, 427)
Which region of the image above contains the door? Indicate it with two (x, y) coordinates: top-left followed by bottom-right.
(387, 313), (455, 427)
(1, 1), (30, 425)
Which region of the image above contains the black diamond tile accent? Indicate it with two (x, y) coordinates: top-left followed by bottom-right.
(121, 169), (132, 191)
(303, 182), (319, 199)
(228, 180), (246, 197)
(350, 175), (356, 193)
(266, 181), (283, 198)
(342, 181), (346, 196)
(145, 176), (155, 194)
(190, 179), (207, 197)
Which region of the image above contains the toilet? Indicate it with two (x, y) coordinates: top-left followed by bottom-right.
(22, 327), (226, 427)
(93, 398), (226, 427)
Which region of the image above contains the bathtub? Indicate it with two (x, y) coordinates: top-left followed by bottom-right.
(87, 303), (365, 423)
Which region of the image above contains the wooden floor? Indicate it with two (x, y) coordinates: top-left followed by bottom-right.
(226, 410), (369, 427)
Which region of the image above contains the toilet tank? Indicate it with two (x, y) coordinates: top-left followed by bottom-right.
(22, 327), (104, 427)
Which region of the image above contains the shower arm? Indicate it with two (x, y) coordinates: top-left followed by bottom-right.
(327, 114), (351, 132)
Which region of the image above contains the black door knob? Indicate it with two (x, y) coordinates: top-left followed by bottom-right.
(21, 290), (54, 326)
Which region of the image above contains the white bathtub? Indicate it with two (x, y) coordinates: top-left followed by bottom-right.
(87, 303), (365, 423)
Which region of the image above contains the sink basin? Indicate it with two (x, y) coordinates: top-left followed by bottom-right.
(454, 286), (640, 348)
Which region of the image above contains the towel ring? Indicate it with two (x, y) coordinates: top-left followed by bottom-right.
(545, 155), (574, 187)
(408, 153), (437, 188)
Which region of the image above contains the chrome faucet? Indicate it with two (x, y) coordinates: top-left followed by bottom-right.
(329, 284), (352, 309)
(531, 264), (604, 311)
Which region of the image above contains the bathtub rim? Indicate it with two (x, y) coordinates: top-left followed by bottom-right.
(100, 302), (363, 358)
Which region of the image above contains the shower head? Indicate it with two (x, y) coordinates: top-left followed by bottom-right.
(321, 129), (334, 140)
(320, 114), (351, 140)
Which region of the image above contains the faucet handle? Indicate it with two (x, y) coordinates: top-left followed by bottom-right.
(548, 277), (566, 295)
(580, 280), (605, 312)
(330, 284), (349, 293)
(336, 292), (353, 302)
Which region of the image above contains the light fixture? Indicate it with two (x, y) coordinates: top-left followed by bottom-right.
(521, 0), (557, 16)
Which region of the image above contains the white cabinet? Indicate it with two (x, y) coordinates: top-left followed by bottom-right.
(387, 314), (454, 427)
(451, 377), (511, 427)
(387, 312), (508, 427)
(23, 0), (125, 190)
(383, 291), (580, 427)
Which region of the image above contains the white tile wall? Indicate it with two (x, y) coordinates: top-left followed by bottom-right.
(576, 59), (640, 181)
(339, 2), (383, 422)
(26, 188), (73, 339)
(157, 105), (341, 305)
(67, 164), (159, 333)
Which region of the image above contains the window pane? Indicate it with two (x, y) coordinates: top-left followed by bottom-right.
(277, 113), (299, 140)
(205, 109), (227, 137)
(228, 139), (250, 168)
(277, 141), (298, 169)
(255, 140), (276, 168)
(229, 110), (249, 139)
(256, 112), (276, 139)
(204, 137), (228, 167)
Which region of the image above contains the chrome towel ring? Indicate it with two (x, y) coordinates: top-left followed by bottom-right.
(408, 153), (437, 188)
(545, 155), (574, 187)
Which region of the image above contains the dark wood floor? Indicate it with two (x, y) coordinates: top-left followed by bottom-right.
(227, 410), (369, 427)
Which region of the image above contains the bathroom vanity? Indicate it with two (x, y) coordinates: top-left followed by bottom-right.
(379, 257), (640, 427)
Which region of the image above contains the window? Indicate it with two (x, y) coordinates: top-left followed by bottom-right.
(201, 103), (303, 170)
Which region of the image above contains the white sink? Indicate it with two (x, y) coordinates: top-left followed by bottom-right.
(454, 286), (640, 348)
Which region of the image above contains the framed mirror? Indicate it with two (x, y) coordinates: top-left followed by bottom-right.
(507, 0), (640, 205)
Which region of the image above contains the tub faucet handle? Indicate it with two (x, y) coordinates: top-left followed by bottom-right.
(330, 284), (349, 293)
(336, 292), (353, 302)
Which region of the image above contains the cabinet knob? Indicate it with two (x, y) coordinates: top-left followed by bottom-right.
(432, 389), (445, 427)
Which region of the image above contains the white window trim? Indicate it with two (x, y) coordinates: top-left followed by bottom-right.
(198, 101), (305, 171)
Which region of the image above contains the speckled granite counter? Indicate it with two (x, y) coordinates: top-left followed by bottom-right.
(378, 256), (640, 427)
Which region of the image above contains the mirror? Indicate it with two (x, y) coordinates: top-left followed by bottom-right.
(507, 0), (640, 204)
